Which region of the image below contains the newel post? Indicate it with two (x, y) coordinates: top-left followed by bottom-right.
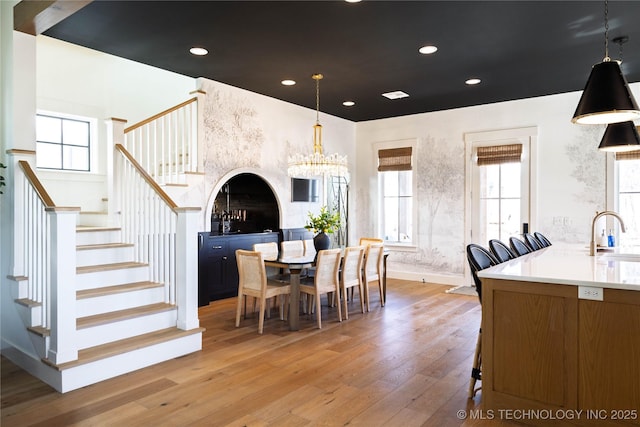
(47, 207), (80, 364)
(175, 207), (201, 330)
(7, 149), (36, 277)
(191, 89), (206, 174)
(105, 118), (127, 227)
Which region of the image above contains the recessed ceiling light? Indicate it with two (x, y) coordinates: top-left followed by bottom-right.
(281, 79), (296, 86)
(189, 47), (208, 56)
(419, 45), (438, 55)
(343, 101), (355, 107)
(382, 91), (409, 100)
(466, 78), (481, 85)
(345, 0), (362, 3)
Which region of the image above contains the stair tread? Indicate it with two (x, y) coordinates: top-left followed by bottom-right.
(77, 281), (163, 299)
(16, 298), (41, 308)
(77, 261), (147, 274)
(28, 326), (49, 337)
(76, 226), (121, 232)
(44, 326), (205, 371)
(76, 242), (134, 250)
(77, 302), (175, 329)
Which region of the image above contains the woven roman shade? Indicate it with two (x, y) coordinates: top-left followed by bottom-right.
(615, 150), (640, 161)
(476, 144), (522, 166)
(378, 147), (412, 171)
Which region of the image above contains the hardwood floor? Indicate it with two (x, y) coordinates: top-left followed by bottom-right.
(1, 279), (522, 427)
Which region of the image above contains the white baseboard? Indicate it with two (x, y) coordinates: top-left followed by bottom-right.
(386, 269), (464, 287)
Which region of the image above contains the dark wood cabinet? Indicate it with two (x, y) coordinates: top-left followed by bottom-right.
(198, 232), (279, 306)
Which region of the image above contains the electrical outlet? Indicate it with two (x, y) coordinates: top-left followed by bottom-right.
(578, 286), (603, 301)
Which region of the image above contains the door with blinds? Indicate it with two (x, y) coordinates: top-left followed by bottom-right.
(464, 127), (536, 249)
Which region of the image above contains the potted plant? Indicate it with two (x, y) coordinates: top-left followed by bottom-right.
(305, 206), (340, 251)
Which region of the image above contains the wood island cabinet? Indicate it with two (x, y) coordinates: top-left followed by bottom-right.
(198, 231), (278, 306)
(482, 278), (640, 427)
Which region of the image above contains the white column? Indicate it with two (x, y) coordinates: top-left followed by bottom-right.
(105, 118), (127, 227)
(175, 207), (201, 330)
(47, 207), (80, 364)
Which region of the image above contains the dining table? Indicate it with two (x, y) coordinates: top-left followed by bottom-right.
(264, 249), (390, 331)
(264, 255), (315, 331)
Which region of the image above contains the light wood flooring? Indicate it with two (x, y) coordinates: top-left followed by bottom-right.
(1, 279), (522, 427)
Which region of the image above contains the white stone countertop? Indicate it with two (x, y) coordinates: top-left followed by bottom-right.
(478, 246), (640, 291)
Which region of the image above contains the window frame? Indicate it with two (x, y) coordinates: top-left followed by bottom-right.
(36, 111), (96, 173)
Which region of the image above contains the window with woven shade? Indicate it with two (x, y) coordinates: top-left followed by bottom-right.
(615, 147), (640, 247)
(377, 145), (413, 244)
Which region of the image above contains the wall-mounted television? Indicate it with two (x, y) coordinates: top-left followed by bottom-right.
(291, 178), (319, 202)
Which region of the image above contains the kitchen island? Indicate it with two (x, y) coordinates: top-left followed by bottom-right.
(478, 247), (640, 426)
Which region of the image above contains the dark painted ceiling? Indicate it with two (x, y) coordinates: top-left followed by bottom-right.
(41, 0), (640, 122)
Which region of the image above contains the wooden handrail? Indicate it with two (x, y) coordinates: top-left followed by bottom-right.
(18, 160), (55, 207)
(124, 96), (198, 134)
(115, 144), (178, 210)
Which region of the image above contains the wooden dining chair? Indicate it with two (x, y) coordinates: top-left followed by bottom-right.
(359, 237), (383, 247)
(280, 240), (304, 257)
(303, 239), (316, 257)
(363, 243), (385, 311)
(340, 246), (365, 319)
(235, 249), (291, 334)
(299, 248), (342, 328)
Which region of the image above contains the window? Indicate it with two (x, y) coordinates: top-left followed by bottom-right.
(615, 151), (640, 246)
(469, 140), (529, 245)
(478, 161), (522, 242)
(378, 147), (413, 244)
(36, 114), (90, 171)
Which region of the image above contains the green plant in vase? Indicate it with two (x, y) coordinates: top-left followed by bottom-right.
(305, 206), (340, 251)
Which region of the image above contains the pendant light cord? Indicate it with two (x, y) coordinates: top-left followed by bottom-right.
(315, 75), (320, 124)
(604, 0), (610, 61)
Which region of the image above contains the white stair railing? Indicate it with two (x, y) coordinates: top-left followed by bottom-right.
(10, 153), (79, 365)
(114, 144), (200, 330)
(123, 91), (204, 184)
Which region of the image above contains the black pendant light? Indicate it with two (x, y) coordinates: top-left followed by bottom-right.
(572, 0), (640, 125)
(598, 121), (640, 152)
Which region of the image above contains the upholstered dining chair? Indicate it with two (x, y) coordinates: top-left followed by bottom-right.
(235, 249), (291, 334)
(280, 240), (305, 257)
(465, 243), (499, 399)
(299, 248), (342, 329)
(534, 231), (552, 247)
(509, 236), (532, 256)
(340, 246), (365, 319)
(363, 244), (385, 312)
(523, 232), (543, 251)
(359, 237), (383, 247)
(488, 239), (517, 263)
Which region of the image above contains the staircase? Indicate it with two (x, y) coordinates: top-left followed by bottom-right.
(3, 115), (203, 392)
(5, 222), (203, 393)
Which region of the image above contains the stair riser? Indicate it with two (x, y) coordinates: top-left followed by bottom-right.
(76, 310), (177, 350)
(16, 303), (42, 328)
(9, 279), (29, 301)
(27, 331), (49, 359)
(77, 214), (109, 227)
(76, 266), (150, 289)
(76, 229), (122, 246)
(57, 332), (202, 393)
(76, 246), (135, 268)
(76, 287), (165, 317)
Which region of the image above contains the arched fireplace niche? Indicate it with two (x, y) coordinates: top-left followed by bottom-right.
(207, 172), (280, 234)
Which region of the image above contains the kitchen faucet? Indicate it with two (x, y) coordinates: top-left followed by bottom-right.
(590, 210), (626, 256)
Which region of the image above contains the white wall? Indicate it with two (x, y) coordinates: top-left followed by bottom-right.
(356, 83), (640, 284)
(35, 36), (197, 211)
